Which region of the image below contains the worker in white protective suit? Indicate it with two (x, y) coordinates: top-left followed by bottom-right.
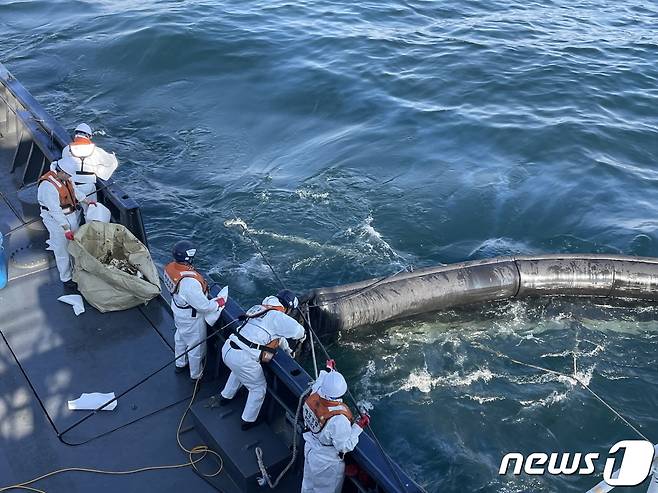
(301, 362), (370, 493)
(57, 123), (118, 205)
(163, 240), (226, 381)
(218, 289), (306, 430)
(37, 157), (93, 289)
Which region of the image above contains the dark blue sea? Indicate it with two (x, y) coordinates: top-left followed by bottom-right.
(2, 0), (658, 491)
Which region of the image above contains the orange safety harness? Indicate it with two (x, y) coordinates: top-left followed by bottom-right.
(38, 170), (78, 214)
(234, 305), (286, 363)
(303, 391), (354, 434)
(163, 262), (209, 317)
(68, 136), (96, 178)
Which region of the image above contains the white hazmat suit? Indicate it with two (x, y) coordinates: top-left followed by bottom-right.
(301, 370), (364, 493)
(60, 139), (118, 202)
(37, 170), (85, 282)
(220, 296), (305, 423)
(172, 277), (222, 380)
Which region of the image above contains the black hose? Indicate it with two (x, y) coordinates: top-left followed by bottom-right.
(57, 318), (241, 442)
(60, 395), (193, 446)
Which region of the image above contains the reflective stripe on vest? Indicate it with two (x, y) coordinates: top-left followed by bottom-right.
(303, 392), (354, 435)
(38, 171), (78, 213)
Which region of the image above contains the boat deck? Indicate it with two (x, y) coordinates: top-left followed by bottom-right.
(0, 62), (424, 493)
(0, 137), (305, 493)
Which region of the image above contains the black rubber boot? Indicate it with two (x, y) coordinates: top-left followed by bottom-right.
(174, 364), (188, 374)
(241, 419), (257, 431)
(62, 280), (78, 292)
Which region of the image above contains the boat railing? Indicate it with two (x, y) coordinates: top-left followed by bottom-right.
(0, 62), (148, 245)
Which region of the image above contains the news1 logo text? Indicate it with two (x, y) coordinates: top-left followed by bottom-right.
(499, 440), (656, 487)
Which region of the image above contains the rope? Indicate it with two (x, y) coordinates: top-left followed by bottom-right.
(231, 210), (286, 289)
(255, 386), (312, 489)
(298, 308), (409, 492)
(472, 342), (650, 442)
(0, 457), (207, 492)
(231, 214), (411, 492)
(63, 395), (193, 446)
(302, 304), (318, 379)
(579, 384), (650, 443)
(229, 212), (411, 308)
(308, 266), (411, 307)
(0, 358), (224, 493)
(176, 374), (224, 477)
(58, 318), (241, 440)
(573, 323), (580, 377)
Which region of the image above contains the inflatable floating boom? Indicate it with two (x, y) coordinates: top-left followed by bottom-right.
(307, 254), (658, 332)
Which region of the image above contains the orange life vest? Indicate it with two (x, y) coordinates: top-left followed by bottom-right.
(72, 136), (92, 146)
(38, 171), (78, 214)
(163, 262), (208, 295)
(303, 392), (354, 434)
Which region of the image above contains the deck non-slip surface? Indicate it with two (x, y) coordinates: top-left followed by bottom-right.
(1, 272), (192, 434)
(0, 266), (227, 492)
(0, 129), (290, 493)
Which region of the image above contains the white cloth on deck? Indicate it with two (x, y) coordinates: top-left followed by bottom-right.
(57, 294), (85, 315)
(68, 392), (117, 411)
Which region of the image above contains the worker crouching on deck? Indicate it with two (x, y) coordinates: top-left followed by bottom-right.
(218, 289), (306, 430)
(164, 240), (225, 381)
(38, 157), (93, 289)
(301, 362), (370, 493)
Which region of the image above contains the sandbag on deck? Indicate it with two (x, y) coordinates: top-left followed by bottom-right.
(68, 222), (161, 312)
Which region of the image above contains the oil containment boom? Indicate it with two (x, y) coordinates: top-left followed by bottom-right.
(307, 254), (658, 333)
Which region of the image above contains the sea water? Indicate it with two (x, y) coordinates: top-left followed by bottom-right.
(1, 0), (657, 490)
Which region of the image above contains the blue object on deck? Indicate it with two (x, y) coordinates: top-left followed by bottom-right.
(0, 234), (7, 289)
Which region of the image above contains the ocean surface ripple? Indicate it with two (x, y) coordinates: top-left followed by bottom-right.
(1, 0), (658, 491)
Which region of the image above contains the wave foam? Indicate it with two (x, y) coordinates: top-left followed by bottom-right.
(399, 367), (495, 393)
(296, 188), (329, 201)
(464, 394), (505, 404)
(520, 390), (570, 408)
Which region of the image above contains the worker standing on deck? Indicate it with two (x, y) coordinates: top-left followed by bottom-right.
(38, 157), (92, 289)
(302, 362), (370, 493)
(218, 289), (305, 430)
(164, 241), (225, 381)
(59, 123), (118, 205)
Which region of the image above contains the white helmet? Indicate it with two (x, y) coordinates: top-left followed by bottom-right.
(56, 156), (79, 177)
(261, 295), (284, 308)
(74, 123), (93, 137)
(318, 370), (348, 400)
